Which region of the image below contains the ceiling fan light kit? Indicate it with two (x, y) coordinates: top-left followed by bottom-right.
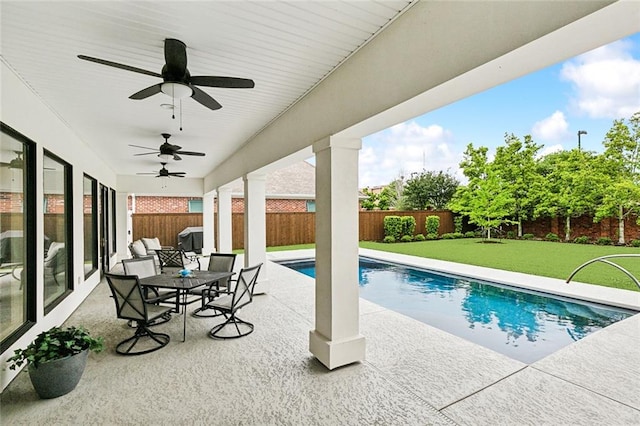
(78, 38), (254, 112)
(161, 82), (192, 99)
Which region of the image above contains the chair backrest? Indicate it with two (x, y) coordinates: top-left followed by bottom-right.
(105, 273), (149, 322)
(155, 249), (185, 270)
(122, 256), (158, 279)
(230, 263), (262, 312)
(207, 253), (237, 288)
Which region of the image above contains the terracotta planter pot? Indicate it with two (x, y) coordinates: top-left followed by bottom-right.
(28, 349), (89, 399)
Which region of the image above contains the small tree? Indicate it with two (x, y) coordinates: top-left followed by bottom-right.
(361, 188), (378, 211)
(593, 112), (640, 244)
(449, 144), (516, 240)
(401, 216), (416, 237)
(402, 170), (459, 210)
(425, 215), (440, 235)
(383, 216), (403, 240)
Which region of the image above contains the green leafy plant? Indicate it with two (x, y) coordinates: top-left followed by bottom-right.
(631, 239), (640, 247)
(452, 232), (464, 239)
(464, 231), (476, 238)
(425, 233), (439, 240)
(545, 233), (560, 242)
(425, 216), (440, 236)
(382, 235), (396, 243)
(506, 230), (516, 239)
(400, 216), (416, 238)
(441, 233), (456, 239)
(573, 236), (590, 244)
(414, 234), (426, 241)
(400, 235), (413, 242)
(454, 216), (463, 233)
(7, 326), (104, 370)
(596, 237), (612, 246)
(522, 233), (535, 240)
(383, 216), (403, 240)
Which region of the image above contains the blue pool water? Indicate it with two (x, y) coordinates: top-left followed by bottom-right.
(280, 257), (635, 363)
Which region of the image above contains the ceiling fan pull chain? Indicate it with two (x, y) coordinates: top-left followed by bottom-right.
(172, 85), (176, 120)
(180, 99), (183, 131)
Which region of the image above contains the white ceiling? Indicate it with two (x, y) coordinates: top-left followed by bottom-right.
(1, 1), (413, 178)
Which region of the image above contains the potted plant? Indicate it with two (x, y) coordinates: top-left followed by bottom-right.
(7, 325), (104, 399)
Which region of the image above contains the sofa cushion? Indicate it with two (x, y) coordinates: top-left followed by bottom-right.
(45, 242), (64, 264)
(141, 237), (162, 255)
(130, 240), (147, 257)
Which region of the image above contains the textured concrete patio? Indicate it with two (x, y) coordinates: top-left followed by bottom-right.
(1, 249), (639, 425)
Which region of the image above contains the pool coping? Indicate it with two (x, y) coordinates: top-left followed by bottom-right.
(267, 248), (640, 311)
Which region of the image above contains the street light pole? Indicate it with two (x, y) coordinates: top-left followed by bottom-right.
(577, 130), (587, 150)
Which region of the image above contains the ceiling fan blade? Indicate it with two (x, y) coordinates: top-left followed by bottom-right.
(190, 85), (222, 110)
(134, 152), (159, 156)
(129, 83), (163, 100)
(175, 150), (205, 156)
(169, 172), (186, 176)
(0, 162), (11, 167)
(164, 38), (187, 77)
(173, 154), (182, 161)
(77, 55), (161, 78)
(129, 144), (159, 151)
(136, 172), (157, 175)
(190, 76), (255, 89)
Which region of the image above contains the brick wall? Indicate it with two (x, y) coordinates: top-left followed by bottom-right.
(131, 195), (311, 213)
(507, 214), (640, 242)
(131, 196), (202, 213)
(0, 192), (23, 213)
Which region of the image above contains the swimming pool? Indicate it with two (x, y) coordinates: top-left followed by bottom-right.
(279, 257), (636, 363)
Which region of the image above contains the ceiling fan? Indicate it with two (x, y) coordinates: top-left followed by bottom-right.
(1, 151), (23, 169)
(137, 162), (186, 178)
(129, 133), (205, 161)
(78, 38), (254, 110)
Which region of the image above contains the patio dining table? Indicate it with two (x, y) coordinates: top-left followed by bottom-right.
(139, 270), (234, 342)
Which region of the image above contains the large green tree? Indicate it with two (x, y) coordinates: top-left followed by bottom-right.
(534, 150), (606, 241)
(449, 144), (515, 239)
(492, 133), (543, 237)
(593, 111), (640, 243)
(403, 170), (459, 210)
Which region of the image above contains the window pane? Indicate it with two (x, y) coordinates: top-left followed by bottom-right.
(83, 174), (97, 278)
(43, 151), (71, 309)
(188, 199), (203, 213)
(0, 130), (30, 343)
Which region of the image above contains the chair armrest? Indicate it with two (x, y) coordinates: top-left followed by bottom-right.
(145, 289), (179, 304)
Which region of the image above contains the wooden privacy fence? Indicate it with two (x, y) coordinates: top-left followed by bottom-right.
(132, 210), (455, 250)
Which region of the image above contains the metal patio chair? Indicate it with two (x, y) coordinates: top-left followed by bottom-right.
(207, 263), (262, 339)
(191, 253), (237, 318)
(105, 273), (176, 355)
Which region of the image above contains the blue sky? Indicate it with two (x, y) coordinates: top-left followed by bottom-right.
(359, 33), (640, 188)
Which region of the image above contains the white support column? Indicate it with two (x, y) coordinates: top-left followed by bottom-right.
(202, 191), (216, 255)
(309, 136), (365, 370)
(217, 186), (233, 253)
(116, 191), (130, 262)
(243, 172), (269, 294)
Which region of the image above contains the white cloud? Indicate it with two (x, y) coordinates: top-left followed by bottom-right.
(560, 39), (640, 119)
(537, 144), (564, 158)
(531, 110), (570, 141)
(359, 121), (462, 188)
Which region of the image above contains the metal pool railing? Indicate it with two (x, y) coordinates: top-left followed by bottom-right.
(566, 254), (640, 289)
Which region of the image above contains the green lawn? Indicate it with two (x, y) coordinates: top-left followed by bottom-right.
(360, 239), (640, 291)
(265, 240), (640, 291)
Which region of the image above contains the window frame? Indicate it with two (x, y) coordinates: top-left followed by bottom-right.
(0, 122), (37, 352)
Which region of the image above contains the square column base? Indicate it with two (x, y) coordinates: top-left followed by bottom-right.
(309, 330), (366, 370)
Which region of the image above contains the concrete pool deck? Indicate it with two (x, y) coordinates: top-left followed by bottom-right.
(1, 249), (638, 424)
